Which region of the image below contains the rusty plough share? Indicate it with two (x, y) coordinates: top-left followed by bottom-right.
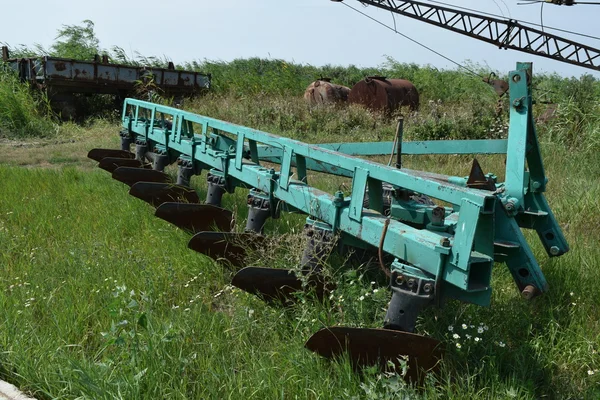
(88, 63), (568, 382)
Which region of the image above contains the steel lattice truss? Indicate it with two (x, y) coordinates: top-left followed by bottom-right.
(357, 0), (600, 71)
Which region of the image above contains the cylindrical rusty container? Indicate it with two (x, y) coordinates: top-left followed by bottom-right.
(304, 79), (351, 105)
(348, 77), (419, 113)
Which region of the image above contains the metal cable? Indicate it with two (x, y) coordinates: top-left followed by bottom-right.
(343, 2), (483, 78)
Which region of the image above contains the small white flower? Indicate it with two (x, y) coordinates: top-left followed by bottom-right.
(477, 327), (484, 334)
(372, 289), (379, 293)
(483, 325), (488, 331)
(572, 302), (577, 306)
(570, 292), (574, 296)
(370, 281), (375, 285)
(172, 305), (179, 309)
(466, 334), (472, 339)
(475, 337), (481, 342)
(359, 296), (365, 301)
(184, 308), (190, 312)
(588, 370), (595, 376)
(456, 343), (462, 349)
(498, 341), (506, 348)
(448, 325), (454, 332)
(453, 333), (460, 339)
(462, 324), (467, 330)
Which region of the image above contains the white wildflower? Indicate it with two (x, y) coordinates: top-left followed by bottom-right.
(448, 325), (454, 332)
(453, 333), (460, 339)
(462, 324), (467, 330)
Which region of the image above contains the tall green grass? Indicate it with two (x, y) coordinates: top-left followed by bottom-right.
(0, 138), (599, 399)
(0, 64), (56, 138)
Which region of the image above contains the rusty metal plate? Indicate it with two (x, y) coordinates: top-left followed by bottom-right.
(98, 157), (149, 173)
(232, 266), (330, 303)
(466, 159), (496, 191)
(87, 148), (135, 162)
(155, 202), (233, 233)
(232, 267), (304, 303)
(187, 232), (264, 269)
(112, 167), (172, 187)
(305, 327), (443, 384)
(129, 182), (199, 207)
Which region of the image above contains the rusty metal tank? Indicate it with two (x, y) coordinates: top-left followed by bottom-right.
(348, 77), (419, 113)
(304, 78), (351, 105)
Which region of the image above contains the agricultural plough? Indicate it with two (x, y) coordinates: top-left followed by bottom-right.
(88, 63), (568, 382)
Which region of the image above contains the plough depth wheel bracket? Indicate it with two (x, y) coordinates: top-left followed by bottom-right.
(88, 62), (568, 381)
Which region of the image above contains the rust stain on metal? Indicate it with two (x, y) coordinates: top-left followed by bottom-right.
(304, 79), (350, 105)
(482, 76), (509, 97)
(348, 77), (419, 113)
(54, 62), (67, 71)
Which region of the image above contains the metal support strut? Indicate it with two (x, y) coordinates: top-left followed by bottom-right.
(206, 173), (227, 207)
(120, 130), (132, 152)
(135, 141), (147, 162)
(177, 160), (195, 187)
(384, 271), (435, 332)
(245, 192), (273, 233)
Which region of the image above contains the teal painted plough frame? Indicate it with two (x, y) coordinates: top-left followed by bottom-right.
(119, 62), (567, 307)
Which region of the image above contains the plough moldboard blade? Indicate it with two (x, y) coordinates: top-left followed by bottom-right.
(305, 327), (443, 384)
(155, 202), (233, 233)
(98, 157), (149, 173)
(87, 148), (134, 162)
(129, 182), (200, 207)
(188, 232), (264, 268)
(112, 167), (172, 187)
(232, 266), (329, 303)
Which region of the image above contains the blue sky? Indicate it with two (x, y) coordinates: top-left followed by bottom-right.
(2, 0), (599, 77)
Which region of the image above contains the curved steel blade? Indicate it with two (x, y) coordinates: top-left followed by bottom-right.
(306, 327), (443, 384)
(188, 232), (264, 269)
(129, 182), (199, 207)
(232, 266), (330, 303)
(98, 157), (149, 173)
(113, 167), (172, 187)
(155, 202), (233, 233)
(88, 148), (134, 162)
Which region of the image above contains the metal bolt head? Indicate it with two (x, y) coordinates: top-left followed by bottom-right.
(395, 275), (404, 285)
(550, 246), (560, 256)
(512, 74), (521, 83)
(423, 283), (433, 293)
(407, 279), (416, 288)
(505, 201), (515, 211)
(440, 237), (451, 247)
(521, 285), (539, 300)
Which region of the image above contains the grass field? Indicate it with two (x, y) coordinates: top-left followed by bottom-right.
(0, 103), (599, 399)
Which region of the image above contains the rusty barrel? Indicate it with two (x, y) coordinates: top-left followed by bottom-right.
(304, 79), (351, 105)
(348, 76), (419, 113)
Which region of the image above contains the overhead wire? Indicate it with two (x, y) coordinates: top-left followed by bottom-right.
(342, 1), (483, 78)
